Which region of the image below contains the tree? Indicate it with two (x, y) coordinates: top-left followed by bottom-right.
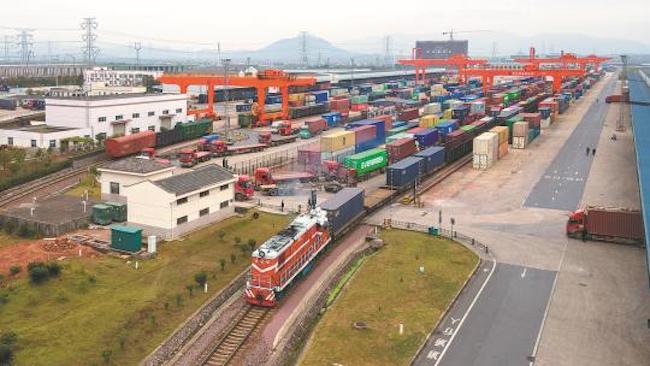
(0, 331), (17, 346)
(219, 258), (226, 272)
(46, 262), (61, 277)
(194, 271), (207, 287)
(9, 265), (20, 277)
(3, 220), (16, 235)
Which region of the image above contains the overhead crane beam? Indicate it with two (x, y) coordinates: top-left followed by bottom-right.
(397, 48), (488, 84)
(460, 64), (586, 94)
(158, 69), (316, 125)
(514, 47), (610, 71)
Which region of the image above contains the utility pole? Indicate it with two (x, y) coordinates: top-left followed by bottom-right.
(384, 35), (392, 68)
(16, 30), (34, 66)
(222, 58), (231, 142)
(133, 42), (142, 67)
(81, 17), (99, 68)
(300, 31), (308, 67)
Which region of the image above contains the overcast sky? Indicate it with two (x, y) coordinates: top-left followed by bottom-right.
(2, 0), (648, 51)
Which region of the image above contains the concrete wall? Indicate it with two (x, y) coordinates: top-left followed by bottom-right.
(0, 127), (92, 148)
(45, 94), (189, 138)
(99, 169), (174, 200)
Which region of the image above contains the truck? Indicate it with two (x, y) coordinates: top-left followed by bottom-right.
(138, 147), (171, 164)
(197, 134), (220, 151)
(278, 121), (299, 136)
(234, 175), (255, 201)
(258, 132), (298, 147)
(210, 140), (266, 157)
(321, 160), (355, 183)
(566, 206), (644, 245)
(178, 148), (211, 167)
(253, 167), (316, 189)
(300, 118), (328, 139)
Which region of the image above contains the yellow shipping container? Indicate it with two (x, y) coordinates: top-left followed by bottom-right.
(490, 126), (509, 146)
(443, 109), (453, 119)
(320, 130), (356, 152)
(288, 93), (305, 101)
(419, 114), (439, 128)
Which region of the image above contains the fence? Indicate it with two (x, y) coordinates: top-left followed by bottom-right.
(387, 219), (491, 255)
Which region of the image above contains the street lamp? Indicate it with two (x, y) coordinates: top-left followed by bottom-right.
(222, 58), (232, 143)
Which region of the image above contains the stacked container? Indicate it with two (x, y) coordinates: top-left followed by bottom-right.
(398, 108), (419, 121)
(470, 101), (486, 115)
(444, 129), (472, 163)
(320, 188), (365, 236)
(435, 120), (459, 141)
(352, 125), (378, 153)
(538, 106), (552, 128)
(386, 156), (423, 189)
(386, 138), (418, 164)
(346, 119), (386, 146)
(473, 132), (499, 170)
(414, 128), (439, 149)
(343, 148), (388, 177)
(420, 114), (439, 128)
(386, 132), (414, 144)
(414, 146), (446, 174)
(489, 126), (509, 159)
(512, 122), (529, 149)
(423, 102), (442, 115)
(321, 130), (355, 162)
(321, 112), (343, 127)
(297, 144), (321, 166)
(330, 98), (351, 113)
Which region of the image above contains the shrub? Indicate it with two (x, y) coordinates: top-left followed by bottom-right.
(28, 266), (49, 284)
(219, 258), (226, 272)
(0, 291), (8, 305)
(186, 284), (194, 297)
(248, 239), (256, 252)
(194, 271), (208, 287)
(101, 350), (112, 364)
(230, 253), (236, 264)
(234, 236), (241, 245)
(3, 221), (16, 235)
(46, 262), (61, 277)
(27, 261), (44, 271)
(217, 231), (226, 240)
(0, 331), (17, 346)
(0, 344), (13, 365)
(252, 212), (260, 219)
(17, 224), (35, 238)
(9, 265), (20, 277)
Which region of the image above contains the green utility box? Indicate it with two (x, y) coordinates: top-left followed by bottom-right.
(428, 226), (439, 236)
(105, 202), (127, 222)
(111, 225), (142, 253)
(92, 204), (113, 226)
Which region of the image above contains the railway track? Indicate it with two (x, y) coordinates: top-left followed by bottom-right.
(0, 160), (106, 208)
(200, 305), (270, 366)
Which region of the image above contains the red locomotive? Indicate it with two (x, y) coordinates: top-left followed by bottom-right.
(245, 205), (330, 307)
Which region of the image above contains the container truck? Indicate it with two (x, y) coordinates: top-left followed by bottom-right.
(253, 167), (316, 189)
(178, 148), (211, 167)
(258, 132), (298, 146)
(210, 140), (266, 156)
(566, 207), (644, 245)
(234, 175), (255, 201)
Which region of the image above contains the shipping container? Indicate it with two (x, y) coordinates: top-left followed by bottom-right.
(386, 138), (418, 164)
(155, 128), (183, 148)
(106, 131), (156, 158)
(304, 118), (327, 135)
(111, 225), (142, 253)
(398, 108), (419, 121)
(105, 202), (127, 222)
(92, 204), (112, 225)
(321, 146), (355, 163)
(423, 102), (441, 115)
(176, 119), (212, 140)
(386, 132), (415, 144)
(322, 111), (343, 127)
(435, 120), (459, 138)
(344, 148), (388, 176)
(512, 136), (527, 149)
(320, 188), (365, 237)
(472, 132), (498, 170)
(290, 103), (329, 119)
(238, 113), (255, 128)
(414, 146), (445, 174)
(0, 98), (17, 110)
(419, 114), (439, 128)
(513, 121), (529, 138)
(414, 128), (439, 148)
(386, 156), (423, 189)
(297, 145), (321, 166)
(321, 130), (355, 152)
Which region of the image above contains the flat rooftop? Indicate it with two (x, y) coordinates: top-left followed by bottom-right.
(1, 125), (79, 133)
(46, 92), (181, 101)
(1, 195), (99, 224)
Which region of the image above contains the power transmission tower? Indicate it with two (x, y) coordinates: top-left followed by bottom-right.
(383, 36), (392, 68)
(300, 31), (308, 67)
(133, 42), (142, 66)
(16, 30), (34, 66)
(491, 42), (498, 60)
(2, 35), (12, 63)
(81, 17), (100, 67)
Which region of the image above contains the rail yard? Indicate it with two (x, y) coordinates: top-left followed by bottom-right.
(0, 6), (649, 366)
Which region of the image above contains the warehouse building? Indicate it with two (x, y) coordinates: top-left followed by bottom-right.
(97, 157), (175, 202)
(45, 93), (190, 140)
(0, 124), (91, 148)
(122, 165), (236, 239)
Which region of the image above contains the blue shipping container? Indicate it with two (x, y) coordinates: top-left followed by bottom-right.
(312, 91), (329, 103)
(414, 146), (446, 174)
(386, 156), (423, 188)
(346, 119), (386, 143)
(436, 120), (459, 136)
(320, 187), (365, 236)
(414, 128), (439, 148)
(236, 103), (252, 112)
(200, 134), (220, 143)
(322, 112), (343, 127)
(355, 138), (382, 153)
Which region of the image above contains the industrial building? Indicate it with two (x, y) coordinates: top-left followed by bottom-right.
(0, 124), (90, 148)
(122, 165), (236, 239)
(97, 156), (175, 202)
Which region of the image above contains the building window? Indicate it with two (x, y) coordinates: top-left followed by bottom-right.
(49, 140), (56, 148)
(177, 216), (188, 225)
(132, 112), (140, 119)
(220, 200), (229, 209)
(200, 190), (210, 197)
(176, 108), (182, 113)
(220, 184), (229, 191)
(148, 125), (155, 132)
(31, 140), (37, 147)
(162, 110), (169, 115)
(176, 197), (188, 205)
(7, 137), (13, 145)
(148, 111), (155, 116)
(199, 208), (209, 217)
(110, 182), (120, 195)
(115, 115), (124, 121)
(131, 127), (140, 134)
(98, 116), (107, 122)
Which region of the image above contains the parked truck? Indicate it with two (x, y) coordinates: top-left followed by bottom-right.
(178, 148), (211, 167)
(253, 167), (316, 189)
(210, 140), (266, 156)
(258, 132), (298, 147)
(299, 118), (328, 139)
(234, 175), (255, 201)
(197, 134), (220, 151)
(566, 206), (644, 245)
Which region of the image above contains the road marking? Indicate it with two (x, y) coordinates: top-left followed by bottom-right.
(521, 268), (527, 278)
(433, 259), (497, 366)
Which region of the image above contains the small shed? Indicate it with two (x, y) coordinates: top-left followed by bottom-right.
(111, 225), (142, 253)
(92, 204), (113, 225)
(105, 202), (127, 222)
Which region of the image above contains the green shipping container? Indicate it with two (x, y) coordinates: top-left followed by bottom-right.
(351, 95), (368, 104)
(344, 148), (388, 176)
(176, 119), (212, 140)
(461, 125), (476, 133)
(387, 125), (410, 136)
(386, 132), (414, 144)
(238, 113), (254, 128)
(110, 225), (142, 253)
(92, 204), (112, 226)
(105, 202), (127, 222)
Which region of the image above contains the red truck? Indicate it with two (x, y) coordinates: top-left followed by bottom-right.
(138, 148), (171, 164)
(253, 167), (316, 189)
(566, 206), (644, 245)
(258, 132), (298, 147)
(234, 175), (255, 201)
(210, 140), (266, 157)
(321, 160), (355, 183)
(178, 148), (211, 167)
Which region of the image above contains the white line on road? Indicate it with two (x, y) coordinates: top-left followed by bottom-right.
(434, 258), (497, 366)
(521, 268), (527, 278)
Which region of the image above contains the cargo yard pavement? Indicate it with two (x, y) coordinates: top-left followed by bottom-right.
(366, 72), (650, 366)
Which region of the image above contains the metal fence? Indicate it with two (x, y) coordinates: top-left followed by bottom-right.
(387, 219), (491, 255)
(228, 141), (319, 176)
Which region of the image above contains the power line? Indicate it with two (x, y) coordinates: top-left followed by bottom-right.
(81, 17), (100, 67)
(100, 29), (215, 46)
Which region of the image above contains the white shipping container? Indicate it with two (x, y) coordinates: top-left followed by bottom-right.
(541, 117), (551, 129)
(513, 121), (529, 137)
(321, 146), (355, 162)
(473, 132), (498, 156)
(472, 153), (495, 170)
(423, 102), (441, 115)
(512, 136), (527, 149)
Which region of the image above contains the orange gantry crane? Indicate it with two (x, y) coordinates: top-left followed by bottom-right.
(514, 47), (610, 71)
(398, 49), (488, 84)
(158, 69), (316, 124)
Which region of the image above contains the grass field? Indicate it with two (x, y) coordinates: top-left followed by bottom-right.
(0, 233), (29, 249)
(300, 229), (478, 366)
(0, 211), (290, 365)
(65, 173), (101, 200)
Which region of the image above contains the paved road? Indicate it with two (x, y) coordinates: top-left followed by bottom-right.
(524, 76), (617, 210)
(433, 263), (556, 366)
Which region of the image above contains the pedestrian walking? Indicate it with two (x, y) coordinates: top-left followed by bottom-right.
(281, 200), (285, 212)
(586, 147), (590, 155)
(592, 148), (596, 156)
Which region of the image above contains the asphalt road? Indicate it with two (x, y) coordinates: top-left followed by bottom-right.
(524, 76), (617, 210)
(435, 263), (556, 366)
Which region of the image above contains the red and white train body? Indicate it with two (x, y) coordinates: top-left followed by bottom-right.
(245, 208), (330, 307)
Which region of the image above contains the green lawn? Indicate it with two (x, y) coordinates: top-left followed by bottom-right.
(0, 211), (290, 365)
(0, 233), (30, 249)
(300, 229), (478, 366)
(65, 173), (101, 200)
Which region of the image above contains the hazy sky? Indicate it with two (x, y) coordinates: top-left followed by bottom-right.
(2, 0), (648, 51)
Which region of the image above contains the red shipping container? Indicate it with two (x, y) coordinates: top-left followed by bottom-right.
(408, 127), (425, 134)
(330, 98), (351, 113)
(297, 145), (321, 165)
(521, 112), (542, 129)
(398, 108), (419, 121)
(375, 114), (393, 131)
(386, 138), (418, 164)
(352, 125), (376, 144)
(304, 118), (327, 134)
(105, 131), (156, 158)
(351, 103), (368, 112)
